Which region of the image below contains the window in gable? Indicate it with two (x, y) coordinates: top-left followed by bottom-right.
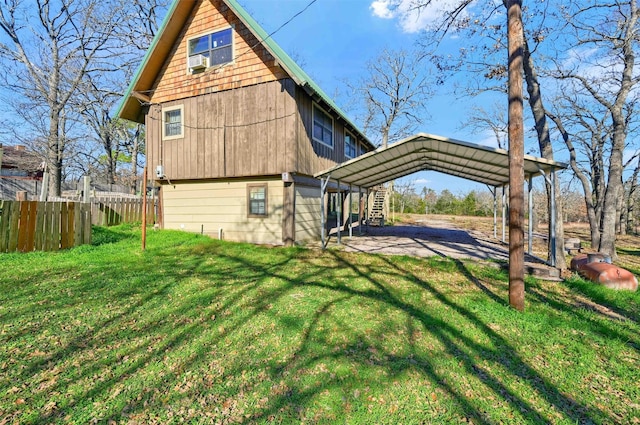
(313, 104), (333, 148)
(162, 105), (184, 140)
(188, 27), (233, 70)
(345, 131), (356, 158)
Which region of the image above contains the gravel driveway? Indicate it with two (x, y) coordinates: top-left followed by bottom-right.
(333, 219), (511, 261)
(326, 219), (561, 280)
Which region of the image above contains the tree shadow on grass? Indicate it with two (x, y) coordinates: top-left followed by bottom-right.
(617, 247), (640, 257)
(156, 246), (611, 423)
(2, 236), (635, 424)
(4, 240), (303, 423)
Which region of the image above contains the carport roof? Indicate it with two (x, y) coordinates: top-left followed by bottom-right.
(314, 133), (567, 188)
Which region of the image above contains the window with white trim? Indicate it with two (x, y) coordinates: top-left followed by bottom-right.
(162, 105), (184, 140)
(188, 28), (233, 69)
(345, 131), (356, 158)
(358, 142), (368, 156)
(247, 184), (268, 217)
(312, 104), (333, 148)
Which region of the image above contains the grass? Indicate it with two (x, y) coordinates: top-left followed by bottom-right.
(1, 224), (639, 424)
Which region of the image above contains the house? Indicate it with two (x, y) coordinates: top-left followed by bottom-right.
(0, 144), (43, 180)
(118, 0), (375, 245)
(0, 144), (45, 200)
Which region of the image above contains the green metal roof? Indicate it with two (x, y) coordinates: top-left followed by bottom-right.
(117, 0), (373, 148)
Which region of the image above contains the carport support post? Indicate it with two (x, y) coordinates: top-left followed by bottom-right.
(528, 176), (533, 255)
(366, 188), (370, 231)
(491, 186), (497, 239)
(535, 166), (557, 267)
(321, 176), (330, 249)
(502, 186), (507, 243)
(337, 180), (342, 245)
(348, 184), (353, 238)
(359, 188), (363, 236)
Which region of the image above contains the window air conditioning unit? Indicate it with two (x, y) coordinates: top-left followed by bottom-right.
(188, 54), (207, 71)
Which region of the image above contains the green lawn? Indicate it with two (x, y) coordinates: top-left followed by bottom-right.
(1, 225), (638, 424)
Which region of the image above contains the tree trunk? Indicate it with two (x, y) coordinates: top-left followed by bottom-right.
(105, 130), (116, 185)
(48, 109), (62, 197)
(625, 163), (640, 234)
(599, 129), (625, 259)
(522, 36), (567, 269)
(507, 0), (525, 311)
(617, 182), (626, 235)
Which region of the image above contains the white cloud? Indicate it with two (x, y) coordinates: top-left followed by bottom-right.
(370, 0), (395, 19)
(369, 0), (468, 34)
(413, 178), (431, 185)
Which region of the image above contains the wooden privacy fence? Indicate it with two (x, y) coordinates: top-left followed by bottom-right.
(91, 197), (155, 226)
(0, 200), (91, 253)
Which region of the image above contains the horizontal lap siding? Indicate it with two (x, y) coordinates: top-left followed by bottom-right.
(295, 185), (321, 242)
(162, 179), (284, 245)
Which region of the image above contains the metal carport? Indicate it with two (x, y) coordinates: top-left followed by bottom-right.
(314, 133), (568, 266)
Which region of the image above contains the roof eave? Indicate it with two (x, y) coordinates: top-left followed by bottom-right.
(116, 0), (195, 123)
(223, 0), (374, 149)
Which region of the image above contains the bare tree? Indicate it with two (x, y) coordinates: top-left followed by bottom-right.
(548, 0), (640, 259)
(349, 48), (432, 148)
(0, 0), (128, 196)
(118, 0), (167, 52)
(460, 103), (508, 149)
(622, 151), (640, 234)
(546, 103), (609, 249)
(74, 0), (167, 190)
(117, 121), (144, 194)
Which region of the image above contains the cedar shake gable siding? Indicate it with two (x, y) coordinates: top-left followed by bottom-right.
(149, 0), (288, 105)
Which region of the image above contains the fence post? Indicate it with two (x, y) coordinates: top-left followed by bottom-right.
(39, 172), (49, 202)
(83, 176), (91, 204)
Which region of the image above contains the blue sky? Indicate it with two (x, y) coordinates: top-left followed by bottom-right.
(239, 0), (499, 195)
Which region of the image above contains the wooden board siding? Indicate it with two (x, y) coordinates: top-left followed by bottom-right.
(294, 185), (321, 242)
(294, 87), (371, 176)
(150, 0), (288, 105)
(147, 79), (298, 181)
(162, 178), (285, 244)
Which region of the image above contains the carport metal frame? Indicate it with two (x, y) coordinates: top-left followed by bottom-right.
(315, 133), (567, 267)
